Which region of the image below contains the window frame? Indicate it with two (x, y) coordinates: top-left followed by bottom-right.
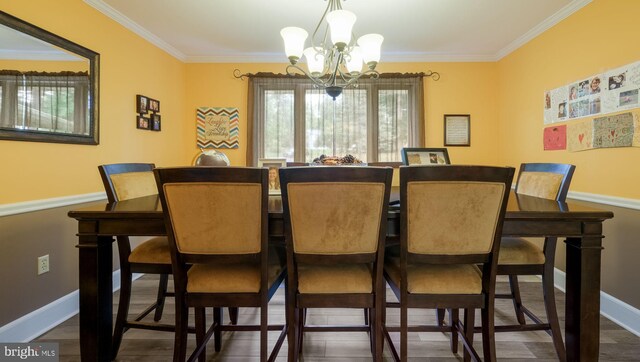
(250, 75), (424, 164)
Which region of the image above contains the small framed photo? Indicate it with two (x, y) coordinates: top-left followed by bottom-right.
(401, 148), (450, 165)
(149, 98), (160, 113)
(258, 158), (287, 195)
(136, 95), (148, 113)
(151, 114), (161, 131)
(444, 114), (470, 147)
(136, 116), (150, 130)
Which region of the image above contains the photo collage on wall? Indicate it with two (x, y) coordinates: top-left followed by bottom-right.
(136, 94), (161, 131)
(543, 60), (640, 152)
(544, 60), (640, 125)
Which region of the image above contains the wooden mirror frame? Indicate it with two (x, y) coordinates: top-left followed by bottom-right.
(0, 10), (100, 145)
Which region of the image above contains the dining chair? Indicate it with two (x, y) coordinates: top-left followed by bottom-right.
(98, 163), (174, 360)
(279, 166), (393, 362)
(384, 165), (514, 362)
(494, 163), (575, 361)
(154, 166), (287, 362)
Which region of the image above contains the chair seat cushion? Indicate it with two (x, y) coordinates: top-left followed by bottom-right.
(128, 237), (171, 264)
(385, 257), (482, 294)
(298, 264), (372, 294)
(499, 237), (545, 265)
(187, 262), (283, 293)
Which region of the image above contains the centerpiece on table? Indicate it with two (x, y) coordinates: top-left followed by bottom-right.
(311, 154), (365, 165)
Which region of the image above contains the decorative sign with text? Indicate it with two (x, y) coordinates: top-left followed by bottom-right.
(196, 107), (239, 148)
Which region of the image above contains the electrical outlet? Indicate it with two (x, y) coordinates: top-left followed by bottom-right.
(38, 255), (50, 275)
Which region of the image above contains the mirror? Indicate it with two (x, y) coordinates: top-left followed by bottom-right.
(0, 10), (99, 145)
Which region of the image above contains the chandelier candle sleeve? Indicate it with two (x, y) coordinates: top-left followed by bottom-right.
(281, 27), (308, 63)
(280, 0), (383, 99)
(326, 10), (356, 50)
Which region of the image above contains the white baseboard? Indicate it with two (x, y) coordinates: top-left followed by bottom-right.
(553, 268), (640, 337)
(0, 270), (143, 342)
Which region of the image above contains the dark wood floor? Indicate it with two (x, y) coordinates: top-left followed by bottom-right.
(36, 275), (640, 361)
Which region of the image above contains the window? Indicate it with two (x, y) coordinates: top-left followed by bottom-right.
(248, 74), (424, 164)
(0, 72), (89, 135)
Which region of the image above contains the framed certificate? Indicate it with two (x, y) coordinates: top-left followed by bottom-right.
(444, 114), (470, 146)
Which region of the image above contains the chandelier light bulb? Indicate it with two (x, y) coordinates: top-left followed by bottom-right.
(303, 47), (325, 76)
(326, 10), (356, 51)
(345, 46), (363, 74)
(281, 27), (308, 64)
(357, 34), (384, 68)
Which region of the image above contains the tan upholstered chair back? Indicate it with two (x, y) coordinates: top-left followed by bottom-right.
(516, 172), (563, 200)
(162, 182), (262, 255)
(286, 182), (386, 254)
(407, 181), (506, 255)
(110, 171), (157, 201)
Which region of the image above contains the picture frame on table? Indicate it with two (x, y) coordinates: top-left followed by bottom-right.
(444, 114), (471, 146)
(258, 158), (287, 195)
(136, 116), (150, 130)
(401, 148), (451, 165)
(136, 95), (148, 113)
(151, 114), (161, 131)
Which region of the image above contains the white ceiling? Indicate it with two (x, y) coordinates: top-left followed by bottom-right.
(0, 24), (84, 61)
(85, 0), (591, 63)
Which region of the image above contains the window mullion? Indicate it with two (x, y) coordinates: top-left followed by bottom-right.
(294, 84), (306, 162)
(368, 84), (379, 163)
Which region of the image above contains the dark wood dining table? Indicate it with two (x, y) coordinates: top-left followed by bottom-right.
(69, 189), (613, 362)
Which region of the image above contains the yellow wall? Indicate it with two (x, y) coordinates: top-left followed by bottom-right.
(497, 0), (640, 199)
(0, 0), (189, 204)
(185, 62), (500, 167)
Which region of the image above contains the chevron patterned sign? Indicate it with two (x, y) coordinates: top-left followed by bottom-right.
(196, 107), (239, 148)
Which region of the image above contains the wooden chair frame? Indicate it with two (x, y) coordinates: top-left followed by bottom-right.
(437, 163), (575, 361)
(98, 163), (175, 359)
(279, 166), (393, 362)
(385, 165), (514, 362)
(495, 163), (575, 362)
(154, 167), (286, 362)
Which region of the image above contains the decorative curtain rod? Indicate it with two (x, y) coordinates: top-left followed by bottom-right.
(0, 70), (89, 77)
(233, 69), (440, 81)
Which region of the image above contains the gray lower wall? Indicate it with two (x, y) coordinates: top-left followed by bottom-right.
(0, 201), (120, 327)
(553, 198), (640, 309)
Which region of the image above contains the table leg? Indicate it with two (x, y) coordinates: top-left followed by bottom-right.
(564, 222), (604, 362)
(77, 227), (113, 362)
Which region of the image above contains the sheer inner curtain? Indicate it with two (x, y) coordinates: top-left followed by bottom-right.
(246, 73), (425, 165)
(0, 70), (89, 135)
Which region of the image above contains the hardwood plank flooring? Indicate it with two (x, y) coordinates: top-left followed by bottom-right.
(36, 275), (640, 361)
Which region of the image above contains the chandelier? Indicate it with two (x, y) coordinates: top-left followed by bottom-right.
(280, 0), (383, 99)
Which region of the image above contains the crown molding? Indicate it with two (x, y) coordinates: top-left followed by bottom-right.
(495, 0), (593, 60)
(185, 52), (498, 64)
(85, 0), (591, 64)
(83, 0), (187, 61)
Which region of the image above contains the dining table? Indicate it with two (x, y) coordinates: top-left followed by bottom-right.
(69, 189), (613, 362)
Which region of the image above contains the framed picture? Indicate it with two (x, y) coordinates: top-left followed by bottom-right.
(151, 114), (161, 131)
(258, 158), (287, 195)
(149, 98), (160, 113)
(136, 116), (150, 130)
(401, 148), (450, 165)
(444, 114), (470, 146)
(136, 95), (148, 113)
